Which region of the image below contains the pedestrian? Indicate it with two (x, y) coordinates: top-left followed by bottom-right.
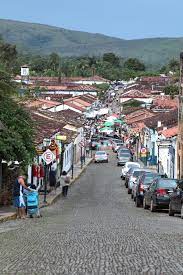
(61, 171), (71, 197)
(86, 146), (90, 157)
(13, 175), (33, 219)
(49, 161), (57, 194)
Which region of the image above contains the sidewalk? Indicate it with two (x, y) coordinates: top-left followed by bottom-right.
(0, 157), (93, 223)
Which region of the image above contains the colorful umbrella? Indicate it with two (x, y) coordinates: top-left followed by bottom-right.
(104, 121), (114, 127)
(114, 119), (125, 124)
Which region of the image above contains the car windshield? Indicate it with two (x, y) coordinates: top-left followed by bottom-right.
(127, 163), (139, 168)
(158, 179), (177, 188)
(120, 153), (130, 157)
(96, 152), (106, 155)
(133, 170), (145, 177)
(144, 173), (157, 185)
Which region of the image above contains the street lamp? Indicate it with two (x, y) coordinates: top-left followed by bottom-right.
(157, 138), (161, 173)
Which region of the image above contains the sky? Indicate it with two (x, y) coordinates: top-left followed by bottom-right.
(0, 0), (183, 40)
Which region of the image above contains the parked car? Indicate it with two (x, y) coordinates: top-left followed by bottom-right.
(117, 147), (131, 158)
(121, 162), (140, 179)
(143, 178), (177, 212)
(94, 151), (108, 163)
(169, 180), (183, 218)
(117, 152), (132, 166)
(128, 168), (153, 194)
(134, 171), (158, 207)
(125, 166), (136, 188)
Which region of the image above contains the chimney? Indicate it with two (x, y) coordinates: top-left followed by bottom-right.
(157, 121), (161, 128)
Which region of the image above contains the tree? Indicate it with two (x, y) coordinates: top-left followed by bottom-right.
(0, 40), (17, 71)
(30, 55), (48, 74)
(124, 58), (145, 71)
(163, 85), (179, 97)
(168, 59), (179, 72)
(49, 52), (60, 72)
(0, 68), (35, 165)
(103, 53), (120, 67)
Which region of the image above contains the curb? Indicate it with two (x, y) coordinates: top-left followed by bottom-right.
(0, 158), (93, 222)
(0, 213), (17, 223)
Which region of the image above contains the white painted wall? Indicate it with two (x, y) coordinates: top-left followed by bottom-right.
(63, 143), (73, 173)
(120, 97), (152, 104)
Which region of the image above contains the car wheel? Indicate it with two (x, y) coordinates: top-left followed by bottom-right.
(168, 203), (174, 216)
(150, 199), (156, 212)
(128, 188), (131, 194)
(143, 198), (149, 209)
(181, 204), (183, 219)
(131, 193), (134, 199)
(135, 197), (141, 207)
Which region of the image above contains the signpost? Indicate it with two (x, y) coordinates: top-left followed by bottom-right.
(41, 149), (56, 203)
(41, 149), (55, 165)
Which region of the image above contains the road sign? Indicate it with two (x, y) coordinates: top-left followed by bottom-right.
(141, 147), (147, 154)
(41, 149), (56, 165)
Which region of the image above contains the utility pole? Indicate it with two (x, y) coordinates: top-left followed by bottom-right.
(178, 53), (183, 179)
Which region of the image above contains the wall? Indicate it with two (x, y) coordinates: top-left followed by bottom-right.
(74, 127), (84, 163)
(63, 142), (73, 173)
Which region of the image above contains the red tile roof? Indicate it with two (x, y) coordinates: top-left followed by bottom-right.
(36, 84), (97, 92)
(152, 96), (178, 110)
(161, 126), (178, 138)
(23, 99), (62, 109)
(121, 90), (150, 98)
(125, 109), (155, 125)
(64, 102), (85, 112)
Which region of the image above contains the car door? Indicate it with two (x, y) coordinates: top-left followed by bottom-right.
(174, 188), (182, 212)
(146, 181), (157, 205)
(170, 189), (178, 212)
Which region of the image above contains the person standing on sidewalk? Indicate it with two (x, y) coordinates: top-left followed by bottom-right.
(61, 171), (70, 197)
(13, 175), (33, 219)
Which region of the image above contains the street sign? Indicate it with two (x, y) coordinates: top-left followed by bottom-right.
(41, 149), (56, 165)
(56, 135), (67, 141)
(141, 147), (147, 154)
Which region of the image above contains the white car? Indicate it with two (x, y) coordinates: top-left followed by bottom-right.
(121, 162), (140, 179)
(94, 151), (108, 163)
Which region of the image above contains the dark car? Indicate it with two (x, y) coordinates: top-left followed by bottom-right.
(134, 172), (158, 207)
(143, 178), (177, 212)
(169, 181), (183, 218)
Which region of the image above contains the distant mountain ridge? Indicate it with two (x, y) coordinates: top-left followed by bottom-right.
(0, 19), (183, 68)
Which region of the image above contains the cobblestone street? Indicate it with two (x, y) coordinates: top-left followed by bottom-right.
(0, 153), (183, 275)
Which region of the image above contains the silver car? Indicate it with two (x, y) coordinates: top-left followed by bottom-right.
(117, 153), (132, 166)
(121, 162), (141, 179)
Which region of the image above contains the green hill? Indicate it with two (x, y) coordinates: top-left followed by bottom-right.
(0, 19), (183, 68)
